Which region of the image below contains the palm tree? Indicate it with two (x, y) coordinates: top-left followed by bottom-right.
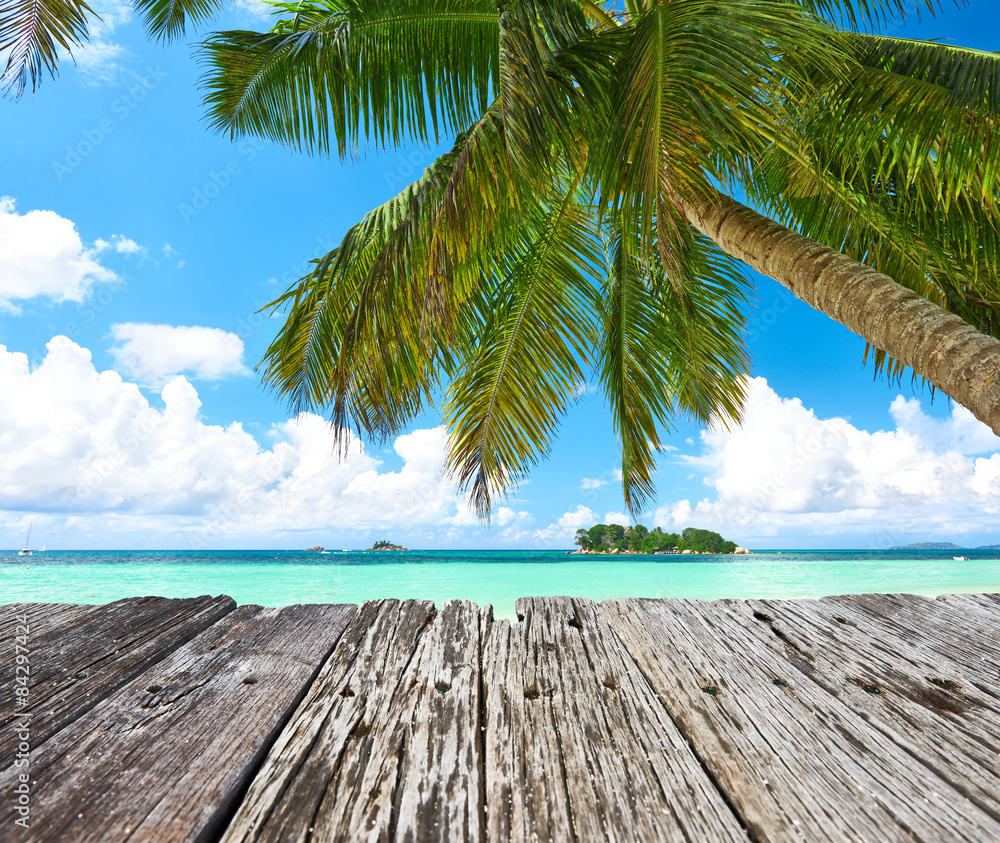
(198, 0), (999, 516)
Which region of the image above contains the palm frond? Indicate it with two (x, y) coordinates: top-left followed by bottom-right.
(596, 0), (848, 275)
(599, 213), (750, 513)
(259, 99), (521, 446)
(851, 33), (1000, 113)
(443, 175), (601, 517)
(0, 0), (94, 97)
(133, 0), (223, 42)
(200, 0), (500, 156)
(796, 0), (954, 32)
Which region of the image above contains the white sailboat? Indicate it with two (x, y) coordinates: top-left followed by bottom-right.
(18, 522), (32, 557)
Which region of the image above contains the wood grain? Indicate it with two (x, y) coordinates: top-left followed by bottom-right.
(0, 595), (235, 757)
(601, 597), (1000, 842)
(0, 603), (354, 842)
(481, 596), (747, 843)
(221, 598), (483, 843)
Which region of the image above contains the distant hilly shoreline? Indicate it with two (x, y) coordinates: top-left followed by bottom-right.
(887, 542), (1000, 551)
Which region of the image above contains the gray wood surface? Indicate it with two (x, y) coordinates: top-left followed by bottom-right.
(0, 603), (355, 842)
(4, 593), (1000, 843)
(601, 596), (1000, 842)
(824, 593), (1000, 694)
(481, 596), (747, 843)
(0, 595), (235, 757)
(223, 598), (484, 843)
(0, 602), (93, 640)
(747, 596), (1000, 824)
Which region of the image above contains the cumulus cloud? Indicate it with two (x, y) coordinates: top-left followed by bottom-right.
(532, 504), (597, 542)
(603, 511), (631, 528)
(0, 197), (117, 313)
(652, 377), (1000, 543)
(109, 323), (250, 384)
(0, 338), (473, 541)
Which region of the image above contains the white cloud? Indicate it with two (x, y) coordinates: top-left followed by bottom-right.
(652, 377), (1000, 543)
(109, 323), (250, 384)
(94, 234), (144, 255)
(163, 243), (177, 257)
(531, 504), (597, 542)
(0, 197), (117, 313)
(603, 511), (631, 528)
(70, 0), (132, 83)
(231, 0), (273, 16)
(580, 468), (622, 491)
(0, 338), (473, 540)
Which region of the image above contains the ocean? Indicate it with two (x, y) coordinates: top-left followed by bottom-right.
(3, 549), (999, 619)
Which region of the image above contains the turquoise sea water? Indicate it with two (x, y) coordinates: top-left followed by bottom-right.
(3, 549), (999, 620)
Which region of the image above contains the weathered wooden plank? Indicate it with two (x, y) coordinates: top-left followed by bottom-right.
(481, 596), (747, 843)
(824, 593), (1000, 695)
(742, 596), (1000, 824)
(0, 603), (93, 641)
(222, 598), (483, 843)
(601, 597), (1000, 842)
(0, 595), (236, 759)
(0, 603), (355, 842)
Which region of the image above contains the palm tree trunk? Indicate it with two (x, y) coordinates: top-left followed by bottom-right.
(683, 189), (1000, 435)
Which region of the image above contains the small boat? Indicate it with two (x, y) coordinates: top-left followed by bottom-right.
(953, 555), (969, 561)
(18, 522), (32, 557)
(342, 548), (350, 552)
(38, 544), (45, 552)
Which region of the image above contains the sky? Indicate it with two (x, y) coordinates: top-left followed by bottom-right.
(0, 0), (998, 551)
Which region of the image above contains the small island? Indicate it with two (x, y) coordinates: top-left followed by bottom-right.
(365, 539), (408, 552)
(305, 546), (324, 552)
(573, 525), (750, 555)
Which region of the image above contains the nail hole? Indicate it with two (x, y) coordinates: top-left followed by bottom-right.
(524, 688), (540, 701)
(834, 616), (848, 624)
(862, 684), (880, 695)
(146, 684), (162, 693)
(702, 686), (720, 697)
(602, 675), (619, 691)
(752, 612), (773, 623)
(567, 617), (581, 630)
(340, 687), (355, 698)
(242, 676), (258, 686)
(772, 679), (788, 688)
(435, 684), (451, 695)
(927, 677), (960, 692)
(75, 670), (89, 680)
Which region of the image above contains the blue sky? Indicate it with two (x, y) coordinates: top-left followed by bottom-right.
(1, 0), (998, 551)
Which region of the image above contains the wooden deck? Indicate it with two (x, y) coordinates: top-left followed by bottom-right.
(3, 593), (1000, 841)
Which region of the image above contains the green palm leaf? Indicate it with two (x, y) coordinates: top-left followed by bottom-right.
(443, 174), (601, 516)
(133, 0), (224, 42)
(200, 0), (500, 156)
(600, 214), (750, 512)
(851, 34), (1000, 113)
(0, 0), (94, 97)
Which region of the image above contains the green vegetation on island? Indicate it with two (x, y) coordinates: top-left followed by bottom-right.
(368, 540), (408, 551)
(574, 525), (746, 555)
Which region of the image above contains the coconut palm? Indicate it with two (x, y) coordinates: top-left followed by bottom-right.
(199, 0), (1000, 515)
